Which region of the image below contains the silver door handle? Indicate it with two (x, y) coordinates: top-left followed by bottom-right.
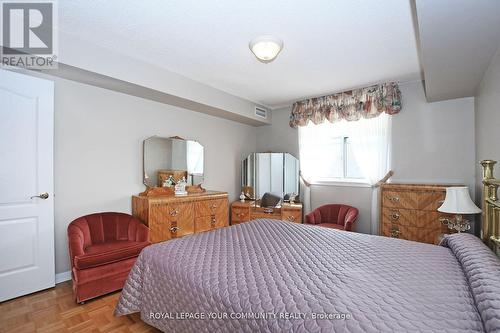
(31, 192), (49, 199)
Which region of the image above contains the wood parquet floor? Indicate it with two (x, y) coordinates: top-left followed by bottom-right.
(0, 281), (160, 333)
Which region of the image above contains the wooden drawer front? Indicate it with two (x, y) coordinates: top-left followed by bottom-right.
(282, 209), (302, 223)
(251, 212), (281, 220)
(398, 225), (419, 241)
(417, 211), (454, 243)
(232, 207), (250, 223)
(416, 191), (445, 211)
(381, 211), (451, 244)
(195, 216), (212, 233)
(382, 191), (418, 209)
(418, 227), (442, 244)
(195, 199), (228, 217)
(167, 202), (195, 238)
(416, 211), (441, 229)
(195, 213), (228, 232)
(381, 208), (415, 226)
(213, 212), (228, 229)
(149, 203), (172, 243)
(381, 220), (401, 239)
(149, 218), (171, 243)
(416, 211), (444, 229)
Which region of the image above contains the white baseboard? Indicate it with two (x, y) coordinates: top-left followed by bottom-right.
(55, 270), (71, 284)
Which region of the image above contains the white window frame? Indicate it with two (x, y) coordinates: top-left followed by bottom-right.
(307, 135), (369, 186)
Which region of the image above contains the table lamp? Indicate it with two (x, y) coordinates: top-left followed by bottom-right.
(438, 187), (481, 232)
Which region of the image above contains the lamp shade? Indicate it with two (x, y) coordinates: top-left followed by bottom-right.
(437, 187), (481, 214)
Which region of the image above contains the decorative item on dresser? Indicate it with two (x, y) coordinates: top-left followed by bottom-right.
(380, 183), (460, 244)
(231, 200), (302, 224)
(133, 191), (229, 243)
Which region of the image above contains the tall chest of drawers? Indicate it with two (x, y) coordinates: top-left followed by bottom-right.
(132, 191), (229, 243)
(380, 183), (458, 244)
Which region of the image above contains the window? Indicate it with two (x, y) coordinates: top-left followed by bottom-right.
(302, 135), (363, 180)
(345, 137), (364, 179)
(298, 113), (390, 185)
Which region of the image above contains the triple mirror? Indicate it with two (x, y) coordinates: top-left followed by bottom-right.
(241, 153), (299, 199)
(143, 136), (204, 187)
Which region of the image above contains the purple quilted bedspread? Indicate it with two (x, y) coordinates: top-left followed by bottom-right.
(115, 219), (500, 332)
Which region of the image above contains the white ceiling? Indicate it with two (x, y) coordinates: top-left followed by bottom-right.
(58, 0), (421, 109)
(415, 0), (500, 102)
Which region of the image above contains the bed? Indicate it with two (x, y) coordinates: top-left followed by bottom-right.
(116, 160), (500, 332)
(115, 218), (500, 332)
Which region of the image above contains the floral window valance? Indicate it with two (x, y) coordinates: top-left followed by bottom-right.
(289, 82), (402, 128)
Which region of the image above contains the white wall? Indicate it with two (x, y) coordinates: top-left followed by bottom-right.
(475, 46), (500, 203)
(256, 108), (299, 157)
(391, 82), (476, 191)
(45, 75), (256, 274)
(257, 81), (476, 234)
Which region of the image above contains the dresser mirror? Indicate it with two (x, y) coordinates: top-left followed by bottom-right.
(241, 153), (299, 200)
(143, 136), (204, 187)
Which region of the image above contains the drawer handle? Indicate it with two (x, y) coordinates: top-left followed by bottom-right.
(286, 215), (296, 222)
(237, 212), (246, 217)
(211, 217), (216, 225)
(170, 209), (179, 217)
(389, 196), (400, 203)
(390, 229), (400, 238)
(391, 213), (400, 220)
(210, 204), (218, 209)
(263, 208), (274, 214)
(170, 226), (180, 233)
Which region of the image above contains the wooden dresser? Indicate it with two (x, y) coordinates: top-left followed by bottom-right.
(132, 191), (229, 243)
(380, 183), (458, 244)
(231, 200), (303, 225)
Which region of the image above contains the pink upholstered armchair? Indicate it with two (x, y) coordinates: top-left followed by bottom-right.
(67, 212), (150, 303)
(305, 204), (359, 231)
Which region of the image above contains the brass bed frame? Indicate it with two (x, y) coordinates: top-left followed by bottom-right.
(480, 160), (500, 255)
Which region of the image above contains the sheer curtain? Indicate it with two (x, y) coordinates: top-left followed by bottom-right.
(349, 113), (391, 185)
(298, 114), (391, 233)
(349, 113), (391, 234)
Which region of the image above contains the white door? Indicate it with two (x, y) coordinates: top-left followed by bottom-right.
(0, 69), (55, 302)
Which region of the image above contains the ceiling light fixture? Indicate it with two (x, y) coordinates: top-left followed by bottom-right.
(249, 35), (283, 63)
